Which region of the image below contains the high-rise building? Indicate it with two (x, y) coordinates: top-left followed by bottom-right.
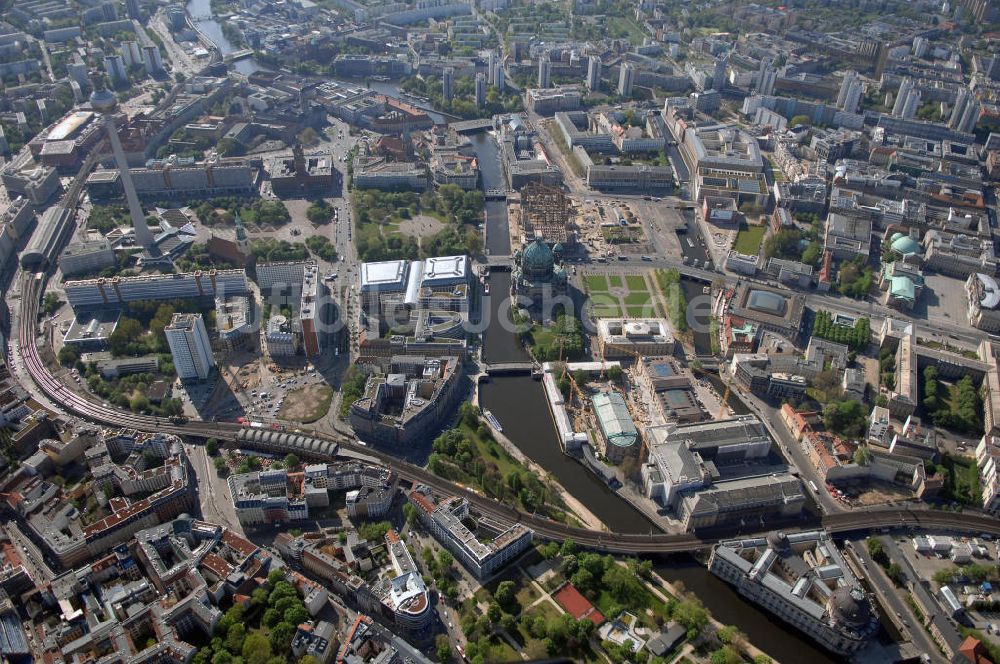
(121, 40), (142, 68)
(713, 56), (728, 91)
(442, 67), (454, 103)
(494, 60), (504, 92)
(617, 63), (635, 97)
(89, 86), (156, 254)
(103, 55), (127, 86)
(950, 87), (980, 132)
(538, 58), (551, 88)
(756, 58), (776, 96)
(141, 45), (163, 75)
(125, 0), (141, 20)
(101, 2), (118, 21)
(487, 51), (497, 85)
(988, 55), (1000, 82)
(912, 35), (929, 58)
(836, 70), (863, 114)
(165, 313), (215, 380)
(586, 55), (602, 91)
(892, 77), (915, 116)
(475, 72), (486, 109)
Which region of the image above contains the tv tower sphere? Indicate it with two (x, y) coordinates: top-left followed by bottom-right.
(89, 87), (118, 114)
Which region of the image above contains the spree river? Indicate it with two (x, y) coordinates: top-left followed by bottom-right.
(180, 9), (852, 652)
(466, 131), (842, 661)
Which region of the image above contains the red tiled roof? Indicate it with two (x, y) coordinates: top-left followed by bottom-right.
(553, 583), (605, 626)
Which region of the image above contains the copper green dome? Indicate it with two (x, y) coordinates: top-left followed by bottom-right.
(522, 237), (554, 273)
(890, 233), (920, 256)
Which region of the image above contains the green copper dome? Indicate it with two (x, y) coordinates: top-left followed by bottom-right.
(522, 237), (554, 273)
(890, 233), (920, 256)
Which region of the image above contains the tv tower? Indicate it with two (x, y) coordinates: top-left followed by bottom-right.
(89, 82), (157, 254)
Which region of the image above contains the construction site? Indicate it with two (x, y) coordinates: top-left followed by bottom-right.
(511, 183), (577, 248)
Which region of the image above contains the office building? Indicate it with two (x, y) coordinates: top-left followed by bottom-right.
(586, 55), (601, 91)
(349, 356), (465, 446)
(125, 0), (141, 20)
(352, 156), (429, 191)
(164, 313), (215, 380)
(967, 272), (1000, 333)
(299, 263), (321, 356)
(538, 58), (551, 88)
(617, 63), (635, 97)
(525, 87), (582, 115)
(264, 315), (298, 357)
(709, 531), (878, 655)
(442, 67), (454, 103)
(494, 60), (505, 91)
(59, 240), (116, 277)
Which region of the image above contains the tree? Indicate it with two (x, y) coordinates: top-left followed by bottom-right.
(673, 599), (708, 634)
(403, 502), (418, 524)
(494, 580), (516, 609)
(560, 538), (577, 556)
(710, 646), (743, 664)
(269, 622), (296, 654)
(224, 623), (246, 653)
(130, 394), (150, 412)
(243, 632), (272, 664)
(58, 345), (80, 366)
(789, 114), (811, 126)
(43, 292), (62, 315)
(206, 438), (219, 455)
(435, 634), (452, 662)
(823, 400), (866, 437)
(284, 453), (300, 470)
(487, 602), (502, 624)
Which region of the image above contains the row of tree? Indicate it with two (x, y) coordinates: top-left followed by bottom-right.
(811, 311), (870, 351)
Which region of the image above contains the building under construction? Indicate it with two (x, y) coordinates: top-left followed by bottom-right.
(519, 183), (575, 245)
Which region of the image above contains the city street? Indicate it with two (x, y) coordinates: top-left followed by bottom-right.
(185, 442), (244, 534)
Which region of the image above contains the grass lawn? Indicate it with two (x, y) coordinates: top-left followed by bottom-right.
(626, 305), (654, 317)
(625, 274), (648, 291)
(592, 586), (668, 630)
(593, 305), (623, 318)
(624, 292), (652, 305)
(585, 275), (609, 292)
(279, 384), (333, 423)
(940, 454), (981, 505)
(733, 224), (766, 255)
(608, 15), (648, 45)
(483, 636), (520, 662)
(608, 274), (624, 289)
(459, 422), (520, 479)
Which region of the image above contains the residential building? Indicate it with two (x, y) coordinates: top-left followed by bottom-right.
(63, 270), (249, 309)
(408, 486), (532, 579)
(586, 56), (601, 91)
(59, 240), (116, 277)
(618, 63), (635, 97)
(164, 313), (215, 380)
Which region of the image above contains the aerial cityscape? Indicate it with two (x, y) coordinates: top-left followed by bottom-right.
(4, 0), (1000, 662)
